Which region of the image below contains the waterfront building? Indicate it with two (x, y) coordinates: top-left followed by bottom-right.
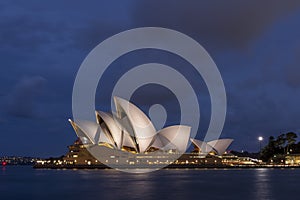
(285, 154), (300, 165)
(69, 97), (192, 154)
(35, 97), (234, 169)
(190, 138), (234, 155)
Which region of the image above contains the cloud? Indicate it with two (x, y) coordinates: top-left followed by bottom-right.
(5, 76), (46, 118)
(285, 64), (300, 88)
(0, 15), (63, 52)
(131, 0), (300, 49)
(284, 47), (300, 88)
(0, 0), (300, 155)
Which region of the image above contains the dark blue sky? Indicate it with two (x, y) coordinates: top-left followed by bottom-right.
(1, 1), (300, 157)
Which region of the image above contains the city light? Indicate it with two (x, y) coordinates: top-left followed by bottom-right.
(258, 136), (263, 152)
(2, 161), (7, 166)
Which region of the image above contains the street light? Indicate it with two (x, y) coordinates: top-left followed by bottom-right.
(258, 136), (263, 152)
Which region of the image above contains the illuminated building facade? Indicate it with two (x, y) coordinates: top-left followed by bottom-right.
(69, 97), (192, 154)
(35, 97), (234, 169)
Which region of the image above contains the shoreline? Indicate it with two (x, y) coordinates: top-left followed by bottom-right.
(33, 164), (300, 170)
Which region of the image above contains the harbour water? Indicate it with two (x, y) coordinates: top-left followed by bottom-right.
(1, 166), (299, 200)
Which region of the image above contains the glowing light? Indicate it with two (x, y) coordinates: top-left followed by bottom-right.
(258, 136), (263, 141)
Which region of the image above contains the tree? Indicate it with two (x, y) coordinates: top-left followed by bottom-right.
(286, 132), (297, 154)
(260, 132), (299, 162)
(275, 134), (286, 153)
(260, 136), (277, 162)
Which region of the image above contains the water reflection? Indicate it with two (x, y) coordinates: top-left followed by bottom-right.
(2, 167), (300, 200)
(75, 169), (155, 199)
(254, 169), (271, 200)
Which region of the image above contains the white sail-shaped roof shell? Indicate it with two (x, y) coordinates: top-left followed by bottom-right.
(75, 120), (101, 144)
(151, 135), (166, 149)
(207, 139), (233, 155)
(190, 138), (215, 154)
(122, 131), (138, 151)
(99, 129), (114, 145)
(68, 119), (92, 144)
(191, 138), (233, 155)
(68, 119), (103, 145)
(155, 125), (191, 153)
(96, 111), (123, 149)
(114, 97), (156, 153)
(151, 134), (178, 152)
(69, 119), (118, 148)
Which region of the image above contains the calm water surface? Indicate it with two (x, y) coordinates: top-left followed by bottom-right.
(1, 166), (299, 200)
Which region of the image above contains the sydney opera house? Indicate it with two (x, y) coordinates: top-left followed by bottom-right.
(48, 96), (233, 169)
(69, 97), (192, 154)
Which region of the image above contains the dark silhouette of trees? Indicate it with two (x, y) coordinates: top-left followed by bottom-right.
(260, 132), (298, 162)
(276, 134), (286, 153)
(261, 136), (277, 162)
(286, 132), (297, 154)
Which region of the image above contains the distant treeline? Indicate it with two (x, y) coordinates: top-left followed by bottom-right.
(261, 132), (299, 162)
